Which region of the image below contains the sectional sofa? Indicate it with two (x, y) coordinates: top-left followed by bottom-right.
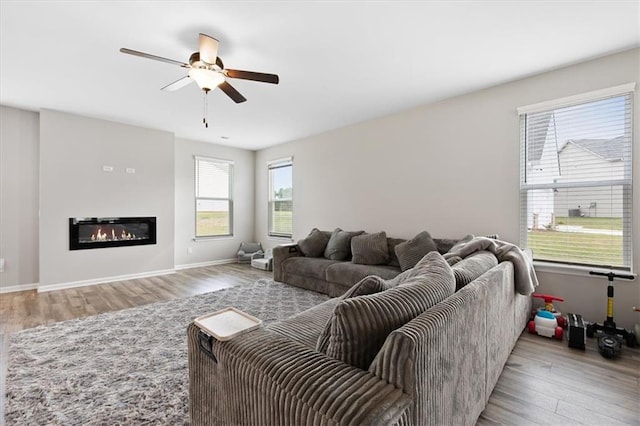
(187, 241), (536, 425)
(273, 228), (462, 297)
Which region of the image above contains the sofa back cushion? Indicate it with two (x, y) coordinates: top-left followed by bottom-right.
(324, 228), (364, 260)
(451, 250), (498, 291)
(351, 231), (390, 265)
(282, 257), (341, 281)
(297, 228), (331, 257)
(317, 251), (455, 370)
(325, 262), (399, 288)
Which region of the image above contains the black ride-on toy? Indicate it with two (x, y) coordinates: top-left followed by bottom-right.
(586, 271), (637, 359)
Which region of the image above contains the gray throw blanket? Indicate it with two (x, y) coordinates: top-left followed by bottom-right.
(444, 236), (538, 295)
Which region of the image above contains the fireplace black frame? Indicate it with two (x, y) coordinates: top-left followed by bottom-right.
(69, 217), (157, 250)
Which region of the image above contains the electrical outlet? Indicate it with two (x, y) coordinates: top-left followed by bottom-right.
(0, 258), (5, 272)
(187, 247), (193, 254)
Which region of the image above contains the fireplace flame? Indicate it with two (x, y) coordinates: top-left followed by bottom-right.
(90, 226), (138, 242)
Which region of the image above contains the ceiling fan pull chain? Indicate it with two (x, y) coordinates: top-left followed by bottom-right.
(202, 90), (208, 128)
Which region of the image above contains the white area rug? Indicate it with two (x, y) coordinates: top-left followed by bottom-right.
(5, 279), (329, 425)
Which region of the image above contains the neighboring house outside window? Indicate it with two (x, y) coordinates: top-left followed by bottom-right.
(195, 156), (233, 238)
(518, 84), (634, 271)
(268, 158), (293, 238)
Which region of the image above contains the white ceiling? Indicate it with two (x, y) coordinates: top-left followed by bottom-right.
(1, 1), (639, 150)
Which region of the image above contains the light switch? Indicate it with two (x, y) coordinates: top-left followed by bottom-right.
(102, 165), (114, 172)
(126, 168), (136, 174)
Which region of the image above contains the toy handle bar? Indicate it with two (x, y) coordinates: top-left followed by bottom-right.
(589, 271), (635, 281)
(532, 293), (564, 303)
(532, 293), (564, 313)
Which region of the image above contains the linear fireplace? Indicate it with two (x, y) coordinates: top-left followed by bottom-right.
(69, 217), (157, 250)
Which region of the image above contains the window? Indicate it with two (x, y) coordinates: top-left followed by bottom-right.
(268, 158), (293, 238)
(195, 156), (233, 237)
(519, 84), (634, 271)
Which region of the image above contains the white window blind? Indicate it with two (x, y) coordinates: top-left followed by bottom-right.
(519, 88), (634, 271)
(268, 158), (293, 238)
(195, 157), (233, 237)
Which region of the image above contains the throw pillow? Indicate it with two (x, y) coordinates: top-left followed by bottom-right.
(386, 237), (406, 267)
(451, 250), (498, 291)
(316, 275), (389, 353)
(351, 232), (390, 265)
(317, 251), (455, 369)
(342, 275), (389, 299)
(324, 228), (364, 260)
(386, 249), (450, 287)
(433, 238), (460, 254)
(297, 228), (331, 258)
(394, 231), (438, 272)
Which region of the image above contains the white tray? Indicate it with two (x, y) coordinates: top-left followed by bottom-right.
(194, 307), (262, 341)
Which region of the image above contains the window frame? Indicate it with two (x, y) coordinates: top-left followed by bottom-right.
(268, 157), (293, 239)
(194, 156), (234, 239)
(518, 83), (635, 272)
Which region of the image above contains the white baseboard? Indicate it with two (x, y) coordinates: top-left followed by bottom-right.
(4, 261), (238, 294)
(37, 269), (176, 293)
(174, 258), (236, 271)
(0, 282), (39, 294)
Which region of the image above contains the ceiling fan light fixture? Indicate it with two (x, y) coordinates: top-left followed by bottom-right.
(188, 68), (225, 91)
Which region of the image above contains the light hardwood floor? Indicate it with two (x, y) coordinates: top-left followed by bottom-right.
(1, 264), (639, 425)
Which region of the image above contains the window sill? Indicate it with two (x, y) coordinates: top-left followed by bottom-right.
(533, 261), (636, 279)
(268, 235), (294, 243)
(193, 235), (235, 242)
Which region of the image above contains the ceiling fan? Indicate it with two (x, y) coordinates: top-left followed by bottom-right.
(120, 34), (279, 126)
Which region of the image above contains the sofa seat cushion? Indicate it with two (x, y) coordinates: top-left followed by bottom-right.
(318, 252), (455, 370)
(282, 257), (341, 280)
(325, 262), (400, 287)
(267, 298), (340, 348)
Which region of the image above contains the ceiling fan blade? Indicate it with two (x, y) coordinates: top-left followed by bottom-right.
(199, 33), (219, 65)
(120, 48), (189, 67)
(161, 76), (193, 91)
(218, 81), (247, 103)
(225, 69), (279, 84)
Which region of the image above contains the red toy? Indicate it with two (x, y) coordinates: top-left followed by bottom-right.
(532, 293), (565, 328)
(528, 293), (565, 339)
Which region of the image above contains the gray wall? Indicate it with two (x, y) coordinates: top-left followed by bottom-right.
(255, 48), (640, 328)
(0, 106), (39, 291)
(39, 110), (175, 287)
(174, 137), (255, 267)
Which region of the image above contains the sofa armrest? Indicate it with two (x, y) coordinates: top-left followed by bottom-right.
(188, 324), (411, 425)
(368, 277), (488, 425)
(273, 243), (302, 282)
